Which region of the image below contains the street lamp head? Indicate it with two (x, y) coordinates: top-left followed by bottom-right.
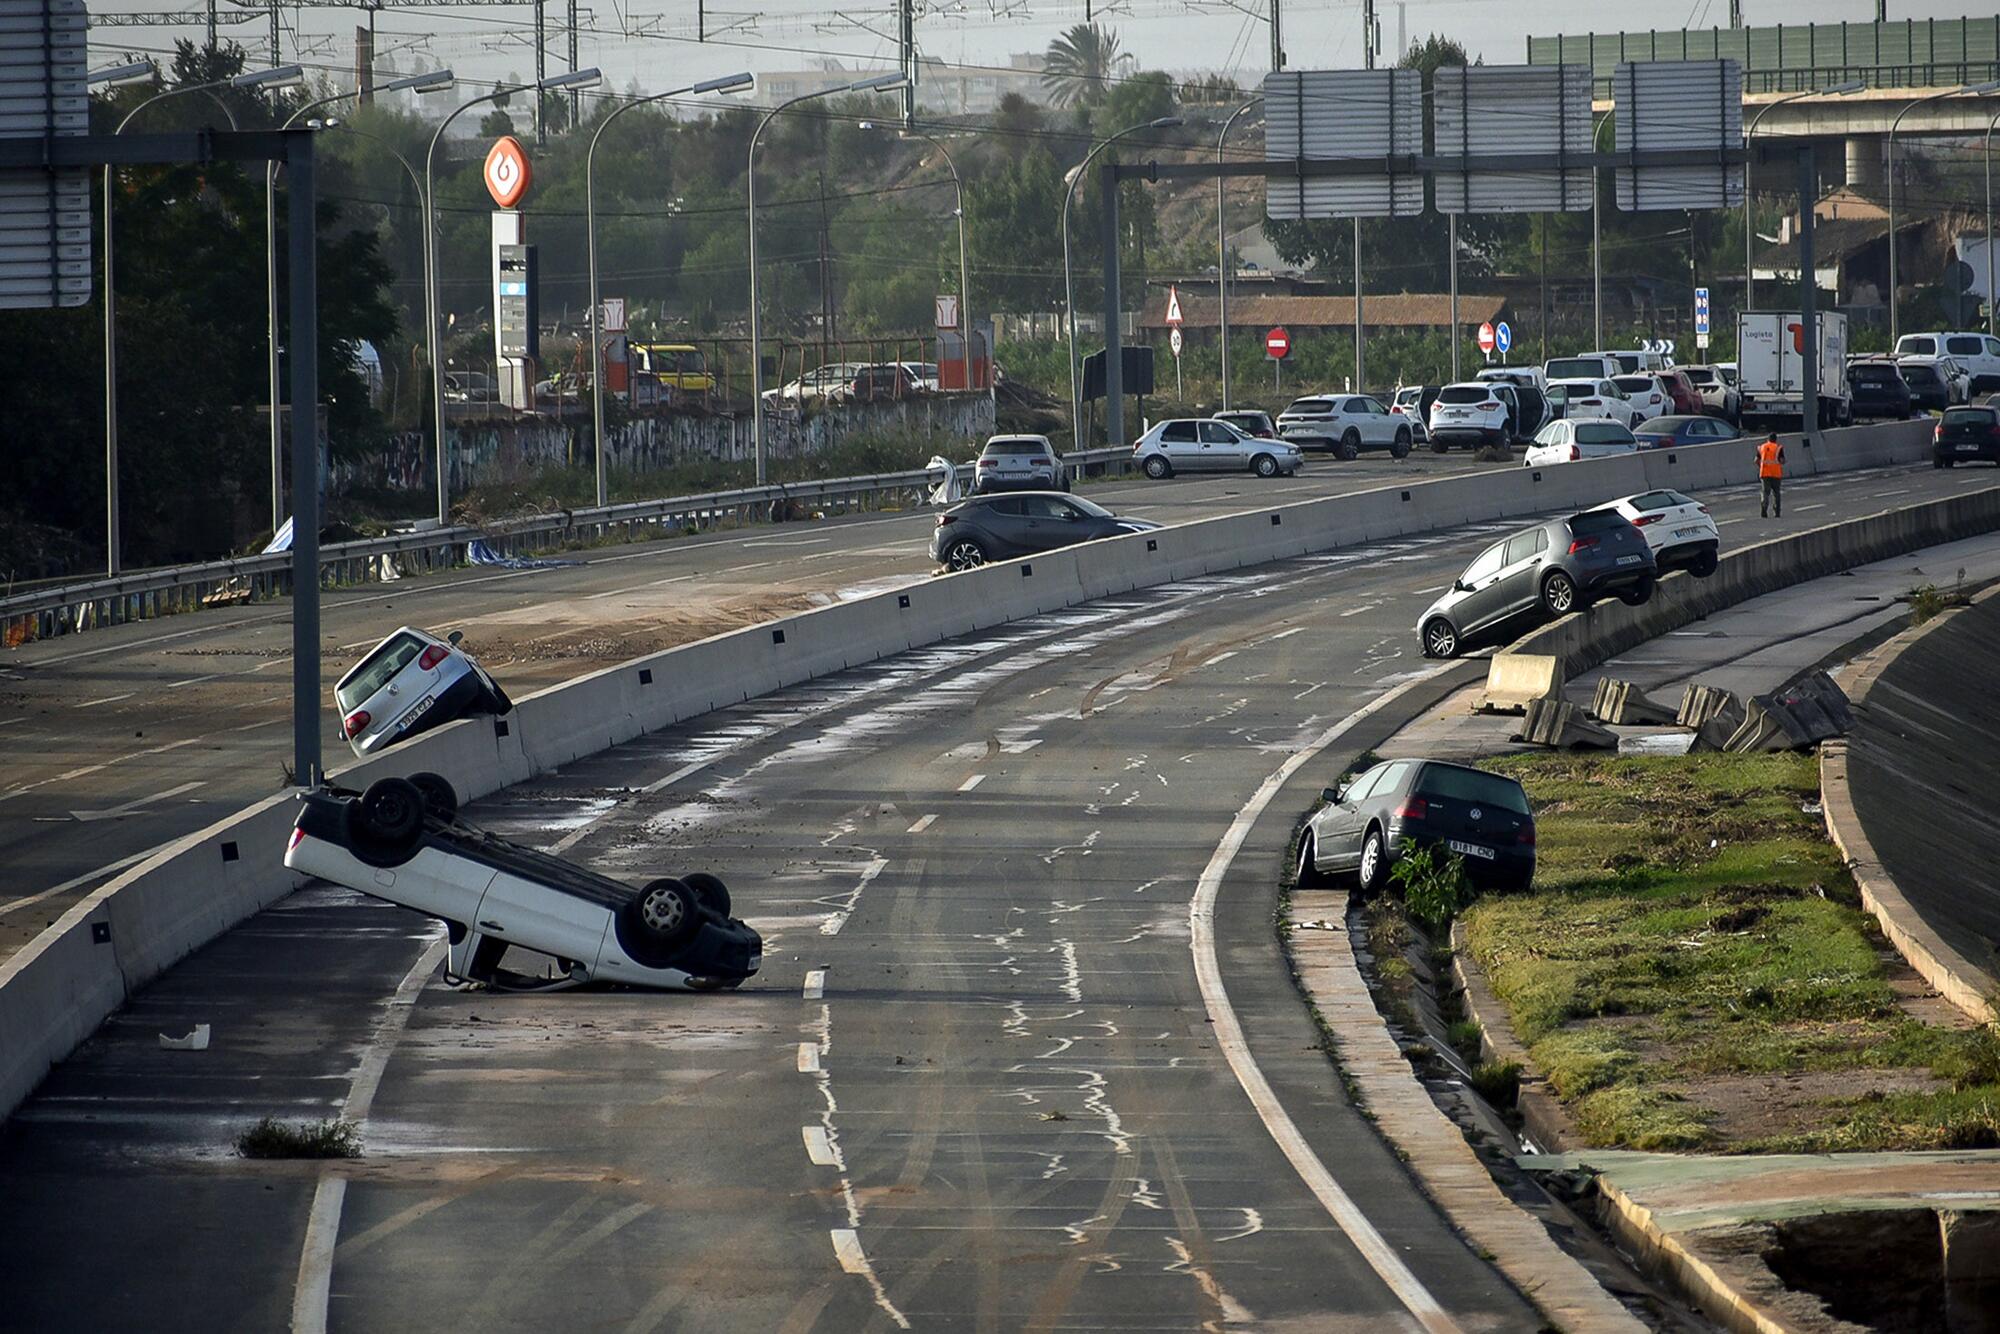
(234, 64), (305, 90)
(1822, 80), (1867, 95)
(846, 72), (909, 94)
(542, 67), (603, 91)
(307, 116), (341, 130)
(1968, 80), (2000, 95)
(1146, 116), (1184, 129)
(88, 59), (155, 87)
(692, 71), (754, 96)
(380, 69), (455, 96)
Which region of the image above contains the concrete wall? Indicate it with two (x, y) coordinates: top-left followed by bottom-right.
(0, 415), (1942, 1123)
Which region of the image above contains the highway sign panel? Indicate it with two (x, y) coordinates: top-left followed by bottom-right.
(1264, 68), (1424, 220)
(1433, 64), (1594, 214)
(1695, 286), (1710, 336)
(935, 293), (959, 329)
(1265, 327), (1291, 359)
(0, 0), (89, 309)
(1613, 60), (1744, 212)
(1164, 284), (1183, 326)
(601, 297), (626, 332)
(1495, 321), (1513, 354)
(1477, 322), (1496, 354)
(483, 135), (532, 209)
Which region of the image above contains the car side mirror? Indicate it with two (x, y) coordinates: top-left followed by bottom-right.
(1323, 785), (1344, 804)
(1452, 579), (1469, 593)
(447, 630), (464, 646)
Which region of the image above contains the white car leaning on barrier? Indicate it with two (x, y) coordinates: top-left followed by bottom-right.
(1591, 488), (1721, 576)
(1523, 418), (1642, 467)
(336, 626), (512, 757)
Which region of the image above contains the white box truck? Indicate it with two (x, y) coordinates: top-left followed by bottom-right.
(1736, 311), (1851, 428)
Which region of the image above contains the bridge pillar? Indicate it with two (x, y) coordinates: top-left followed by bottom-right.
(1846, 135), (1882, 190)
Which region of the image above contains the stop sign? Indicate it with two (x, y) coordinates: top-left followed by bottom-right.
(1476, 322), (1496, 355)
(1265, 327), (1291, 359)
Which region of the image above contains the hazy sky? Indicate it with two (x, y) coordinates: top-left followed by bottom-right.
(85, 0), (1982, 102)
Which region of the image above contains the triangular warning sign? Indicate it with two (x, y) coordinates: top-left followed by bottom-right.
(1165, 285), (1183, 326)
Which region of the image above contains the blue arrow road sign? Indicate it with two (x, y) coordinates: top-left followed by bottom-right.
(1495, 321), (1512, 354)
(1695, 287), (1710, 336)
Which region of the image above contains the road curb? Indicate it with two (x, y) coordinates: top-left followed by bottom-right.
(1585, 1175), (1794, 1334)
(1820, 582), (2000, 1027)
(1288, 891), (1646, 1333)
(1446, 920), (1580, 1153)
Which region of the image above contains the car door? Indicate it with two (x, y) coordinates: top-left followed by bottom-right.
(1489, 527), (1549, 622)
(1199, 419), (1246, 470)
(1356, 396), (1397, 443)
(976, 497), (1031, 554)
(1015, 494), (1080, 551)
(1159, 420), (1202, 470)
(1318, 762), (1402, 867)
(1450, 540), (1512, 635)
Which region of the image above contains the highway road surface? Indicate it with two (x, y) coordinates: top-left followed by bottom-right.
(1, 459), (1991, 1330)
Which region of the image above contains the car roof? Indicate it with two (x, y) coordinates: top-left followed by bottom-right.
(984, 433), (1051, 445)
(1366, 756), (1527, 787)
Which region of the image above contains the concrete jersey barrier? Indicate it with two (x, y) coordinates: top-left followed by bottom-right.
(0, 416), (1942, 1123)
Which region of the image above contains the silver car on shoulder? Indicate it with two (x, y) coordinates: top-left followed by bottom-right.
(1133, 418), (1302, 479)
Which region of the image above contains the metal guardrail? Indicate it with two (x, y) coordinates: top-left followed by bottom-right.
(0, 449), (1138, 645)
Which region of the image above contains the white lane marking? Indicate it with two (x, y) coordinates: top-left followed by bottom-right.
(821, 857), (888, 937)
(69, 779), (206, 823)
(1189, 663), (1462, 1334)
(906, 813), (938, 834)
(797, 1042), (821, 1073)
(742, 536), (833, 548)
(829, 1229), (911, 1330)
(290, 935), (445, 1334)
(957, 773), (986, 793)
(1205, 650), (1239, 665)
(73, 693), (134, 709)
(803, 1125), (838, 1165)
(1412, 584), (1448, 595)
(999, 738), (1043, 753)
(583, 572), (696, 602)
(1797, 503), (1826, 512)
(1339, 604), (1377, 617)
(803, 969), (826, 1000)
(1266, 627), (1306, 641)
(0, 849), (154, 919)
(0, 717), (24, 727)
(165, 674), (222, 689)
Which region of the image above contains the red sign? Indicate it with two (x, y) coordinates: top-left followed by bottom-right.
(1265, 327), (1290, 359)
(1476, 321), (1496, 354)
(483, 135), (532, 209)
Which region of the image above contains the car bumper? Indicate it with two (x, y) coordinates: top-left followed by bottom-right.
(1576, 561), (1657, 595)
(1387, 829), (1534, 887)
(349, 667), (486, 757)
(1431, 425), (1504, 445)
(1939, 442), (2000, 462)
(972, 474), (1061, 492)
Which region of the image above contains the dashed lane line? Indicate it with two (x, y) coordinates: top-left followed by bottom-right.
(905, 814), (938, 834)
(956, 773), (985, 793)
(803, 969), (826, 1000)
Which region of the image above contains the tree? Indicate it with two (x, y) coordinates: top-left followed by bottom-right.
(1042, 24), (1131, 109)
(992, 92), (1043, 160)
(1093, 70), (1175, 140)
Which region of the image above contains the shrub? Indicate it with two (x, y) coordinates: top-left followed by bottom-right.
(1391, 843), (1475, 927)
(238, 1116), (361, 1159)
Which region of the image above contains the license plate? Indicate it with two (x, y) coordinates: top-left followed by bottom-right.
(1672, 526), (1704, 539)
(1448, 839), (1496, 861)
(1959, 444), (1980, 452)
(1617, 554), (1643, 565)
(396, 695), (436, 730)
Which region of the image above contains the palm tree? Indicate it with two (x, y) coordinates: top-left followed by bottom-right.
(1041, 23), (1130, 108)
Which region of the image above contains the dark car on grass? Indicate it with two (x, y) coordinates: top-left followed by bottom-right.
(1633, 415), (1742, 449)
(1416, 509), (1657, 659)
(1849, 359), (1915, 420)
(1935, 405), (2000, 467)
(930, 491), (1157, 571)
(1298, 758), (1535, 894)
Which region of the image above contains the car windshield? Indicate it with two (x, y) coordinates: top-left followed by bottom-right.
(1851, 365), (1897, 382)
(1414, 764), (1530, 815)
(336, 632), (426, 710)
(1545, 358), (1602, 380)
(984, 439), (1049, 455)
(1943, 408), (1996, 427)
(1067, 495), (1114, 518)
(1439, 385), (1489, 404)
(1576, 422), (1636, 444)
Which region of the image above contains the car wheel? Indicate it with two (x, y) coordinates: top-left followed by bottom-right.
(1421, 618), (1459, 659)
(1430, 436), (1450, 454)
(1540, 570), (1578, 616)
(1617, 576), (1656, 607)
(1142, 455), (1172, 479)
(1337, 430), (1361, 461)
(1390, 428), (1411, 459)
(1357, 828), (1388, 896)
(681, 871), (731, 917)
(1252, 453), (1280, 477)
(1295, 835), (1333, 889)
(943, 539), (988, 571)
(354, 776), (424, 852)
(408, 771), (458, 823)
(1690, 548), (1719, 577)
(1934, 456), (1946, 469)
(633, 878), (699, 948)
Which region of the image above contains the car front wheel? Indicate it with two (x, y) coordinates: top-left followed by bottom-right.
(1252, 453), (1280, 477)
(943, 539), (988, 571)
(1541, 570), (1578, 615)
(1421, 618), (1459, 659)
(1296, 836), (1332, 889)
(1142, 455), (1172, 479)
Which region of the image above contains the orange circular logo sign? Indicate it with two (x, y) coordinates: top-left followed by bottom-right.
(483, 135), (532, 209)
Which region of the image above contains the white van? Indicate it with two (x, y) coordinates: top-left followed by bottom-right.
(1894, 332), (2000, 395)
(1544, 353), (1622, 383)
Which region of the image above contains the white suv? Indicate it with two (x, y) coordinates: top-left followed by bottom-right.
(1276, 394), (1413, 458)
(1428, 381), (1521, 450)
(1612, 374), (1671, 425)
(1895, 332), (2000, 395)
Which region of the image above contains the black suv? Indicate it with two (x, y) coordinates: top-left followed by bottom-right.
(1849, 359), (1915, 420)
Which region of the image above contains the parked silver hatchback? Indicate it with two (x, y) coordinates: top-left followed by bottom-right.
(1133, 418), (1302, 479)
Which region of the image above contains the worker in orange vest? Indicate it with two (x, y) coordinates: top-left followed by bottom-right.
(1758, 432), (1786, 518)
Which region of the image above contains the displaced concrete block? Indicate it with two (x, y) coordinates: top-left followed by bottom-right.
(1724, 670), (1854, 753)
(1514, 697), (1618, 749)
(1590, 677), (1679, 726)
(1942, 1208), (2000, 1334)
(1476, 653), (1564, 715)
(1677, 682), (1741, 729)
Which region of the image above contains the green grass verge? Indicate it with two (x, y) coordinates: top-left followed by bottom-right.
(1460, 752), (2000, 1152)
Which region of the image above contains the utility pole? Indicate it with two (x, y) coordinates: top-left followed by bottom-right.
(567, 0), (580, 129)
(534, 0), (546, 145)
(269, 2), (280, 67)
(206, 0), (216, 49)
(900, 0), (916, 128)
(1355, 0), (1371, 394)
(818, 170), (833, 364)
(1269, 0), (1282, 72)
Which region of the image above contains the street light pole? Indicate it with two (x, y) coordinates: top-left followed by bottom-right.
(1987, 109), (1999, 335)
(861, 120), (971, 395)
(1216, 97), (1259, 412)
(1744, 84), (1862, 313)
(268, 70), (451, 533)
(1889, 82), (1999, 343)
(1063, 116), (1181, 448)
(102, 62), (301, 576)
(1591, 110), (1611, 349)
(748, 72), (907, 486)
(587, 73), (752, 508)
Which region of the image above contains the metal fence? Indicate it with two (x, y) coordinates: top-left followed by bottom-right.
(0, 448), (1137, 647)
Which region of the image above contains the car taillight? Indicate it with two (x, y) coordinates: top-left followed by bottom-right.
(288, 827), (306, 852)
(1033, 457), (1051, 465)
(1567, 445), (1580, 461)
(1631, 513), (1662, 526)
(978, 458), (998, 468)
(1568, 535), (1599, 554)
(1697, 504), (1710, 514)
(1479, 401), (1500, 410)
(418, 645), (450, 670)
(343, 710), (370, 738)
(936, 513), (956, 526)
(1517, 826), (1536, 847)
(1394, 797), (1428, 822)
(1934, 424), (1943, 440)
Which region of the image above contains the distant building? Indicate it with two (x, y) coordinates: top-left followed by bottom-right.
(760, 54), (1050, 114)
(1140, 288), (1509, 337)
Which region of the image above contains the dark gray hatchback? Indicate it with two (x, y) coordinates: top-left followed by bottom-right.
(1417, 509), (1657, 658)
(930, 491), (1158, 571)
(1299, 758), (1535, 893)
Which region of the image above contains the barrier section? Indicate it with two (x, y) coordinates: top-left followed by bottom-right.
(0, 417), (1950, 1123)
